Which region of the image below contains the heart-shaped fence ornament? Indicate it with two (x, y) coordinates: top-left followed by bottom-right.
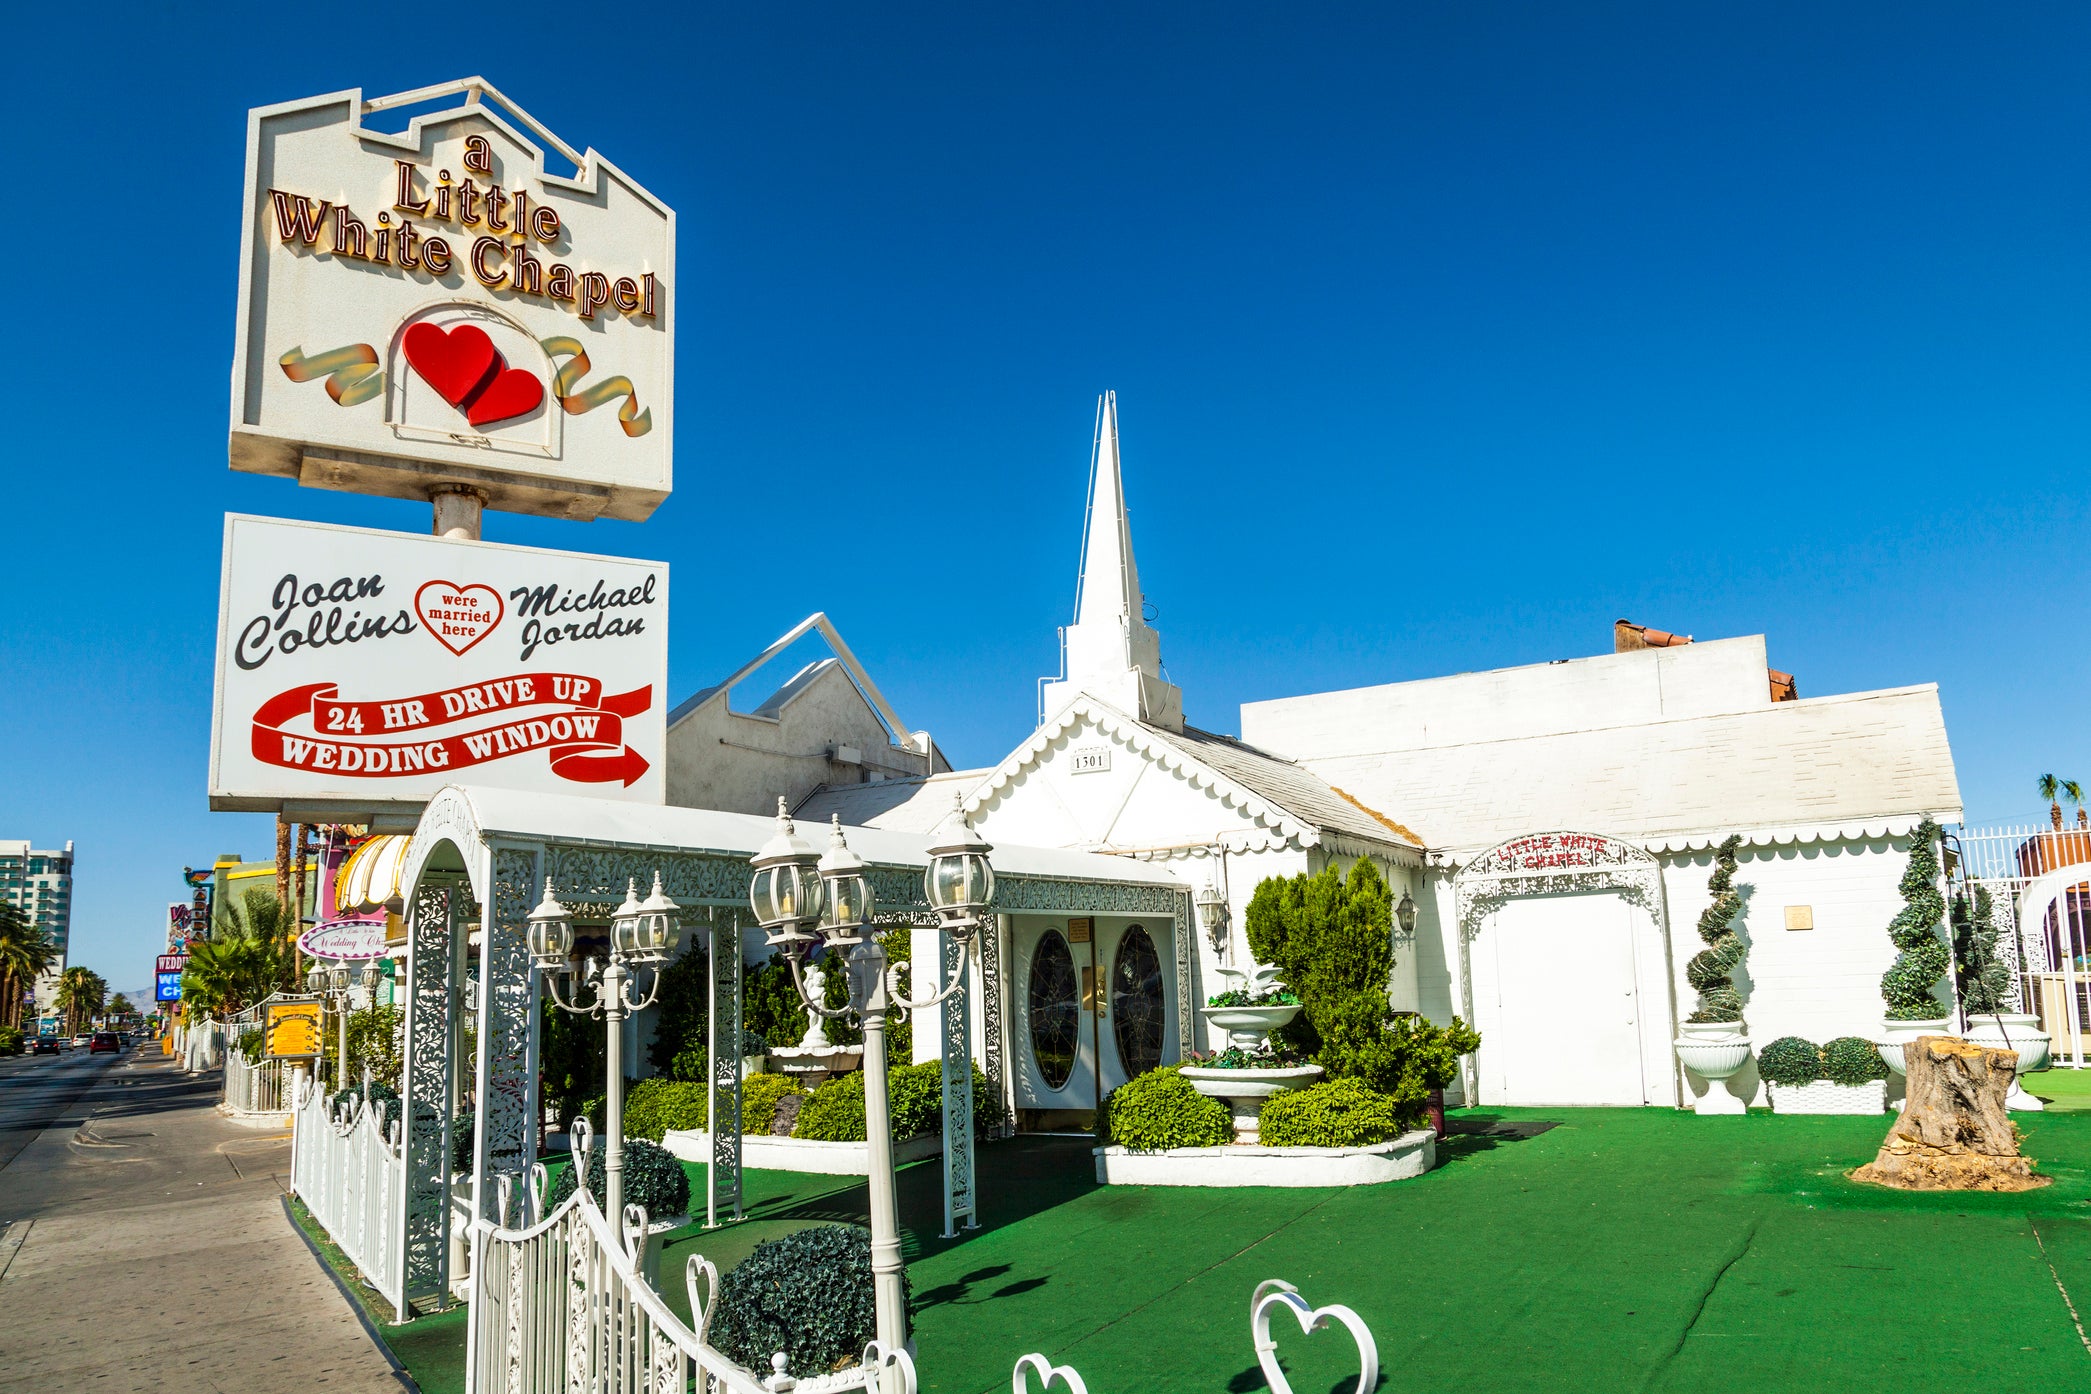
(620, 1201), (650, 1261)
(1251, 1280), (1379, 1394)
(686, 1255), (721, 1344)
(860, 1341), (919, 1394)
(1012, 1352), (1090, 1394)
(528, 1161), (550, 1224)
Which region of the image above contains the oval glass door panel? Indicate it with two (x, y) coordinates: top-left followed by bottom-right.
(1111, 925), (1165, 1077)
(1028, 930), (1079, 1090)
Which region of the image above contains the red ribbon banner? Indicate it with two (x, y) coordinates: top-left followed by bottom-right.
(251, 675), (652, 787)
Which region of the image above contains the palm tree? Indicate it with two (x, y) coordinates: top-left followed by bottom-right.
(0, 906), (59, 1031)
(108, 993), (134, 1021)
(56, 967), (106, 1036)
(181, 893), (295, 1022)
(2037, 774), (2085, 831)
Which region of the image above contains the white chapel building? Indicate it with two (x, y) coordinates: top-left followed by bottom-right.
(792, 393), (1964, 1118)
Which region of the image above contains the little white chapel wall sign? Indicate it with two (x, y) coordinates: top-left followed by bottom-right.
(230, 79), (675, 523)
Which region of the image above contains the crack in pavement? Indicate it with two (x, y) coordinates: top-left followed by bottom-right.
(1639, 1218), (1759, 1392)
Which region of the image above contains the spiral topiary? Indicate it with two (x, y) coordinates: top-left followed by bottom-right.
(1953, 884), (2012, 1017)
(1881, 819), (1950, 1021)
(1686, 835), (1747, 1023)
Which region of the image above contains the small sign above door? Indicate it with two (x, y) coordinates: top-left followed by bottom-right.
(1068, 746), (1112, 775)
(1067, 917), (1093, 944)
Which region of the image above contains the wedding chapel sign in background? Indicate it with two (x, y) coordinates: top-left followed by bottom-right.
(209, 515), (667, 812)
(229, 81), (674, 523)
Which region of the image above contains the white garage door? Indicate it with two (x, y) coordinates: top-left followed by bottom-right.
(1480, 890), (1647, 1106)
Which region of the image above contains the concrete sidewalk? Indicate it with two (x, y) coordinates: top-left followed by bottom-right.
(0, 1049), (408, 1392)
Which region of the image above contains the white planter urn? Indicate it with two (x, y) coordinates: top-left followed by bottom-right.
(1964, 1012), (2051, 1112)
(1674, 1022), (1751, 1115)
(1875, 1018), (1951, 1080)
(1200, 1001), (1304, 1051)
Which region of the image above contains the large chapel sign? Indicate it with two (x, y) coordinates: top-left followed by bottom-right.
(1452, 830), (1665, 937)
(230, 80), (674, 522)
(209, 515), (667, 812)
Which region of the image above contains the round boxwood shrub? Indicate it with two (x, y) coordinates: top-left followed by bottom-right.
(1822, 1036), (1889, 1086)
(1257, 1077), (1401, 1148)
(1105, 1065), (1232, 1151)
(1757, 1036), (1823, 1087)
(711, 1224), (901, 1376)
(547, 1136), (690, 1219)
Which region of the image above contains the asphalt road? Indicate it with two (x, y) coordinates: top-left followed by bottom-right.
(0, 1045), (126, 1183)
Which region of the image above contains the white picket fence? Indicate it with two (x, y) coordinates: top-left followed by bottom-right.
(292, 1078), (407, 1318)
(465, 1122), (914, 1394)
(223, 1048), (291, 1114)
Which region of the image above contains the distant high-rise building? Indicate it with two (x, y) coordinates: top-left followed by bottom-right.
(1, 839), (75, 1023)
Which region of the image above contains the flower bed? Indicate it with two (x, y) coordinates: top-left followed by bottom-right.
(1092, 1129), (1435, 1187)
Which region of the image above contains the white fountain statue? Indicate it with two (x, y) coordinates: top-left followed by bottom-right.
(765, 959), (865, 1084)
(1180, 962), (1323, 1143)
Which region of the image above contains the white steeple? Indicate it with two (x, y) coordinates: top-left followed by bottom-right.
(1041, 392), (1184, 730)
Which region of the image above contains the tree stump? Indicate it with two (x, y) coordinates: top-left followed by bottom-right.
(1853, 1035), (2047, 1191)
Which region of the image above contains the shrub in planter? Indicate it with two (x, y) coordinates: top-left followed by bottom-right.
(1105, 1065), (1232, 1151)
(1881, 819), (1950, 1020)
(1757, 1036), (1823, 1087)
(1257, 1077), (1401, 1148)
(711, 1225), (902, 1375)
(1685, 835), (1747, 1024)
(547, 1136), (690, 1218)
(1822, 1036), (1889, 1086)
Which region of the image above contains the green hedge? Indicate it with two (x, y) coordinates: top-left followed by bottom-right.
(1257, 1077), (1402, 1147)
(1757, 1036), (1823, 1086)
(735, 1073), (804, 1135)
(792, 1063), (1007, 1142)
(711, 1226), (899, 1375)
(1105, 1066), (1232, 1151)
(622, 1079), (712, 1142)
(1822, 1036), (1888, 1086)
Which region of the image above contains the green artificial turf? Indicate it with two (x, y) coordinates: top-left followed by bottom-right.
(323, 1110), (2091, 1394)
(2028, 1066), (2091, 1112)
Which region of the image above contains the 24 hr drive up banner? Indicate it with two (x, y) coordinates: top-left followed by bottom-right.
(210, 514), (666, 811)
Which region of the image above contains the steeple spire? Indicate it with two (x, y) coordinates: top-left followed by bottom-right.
(1041, 392), (1184, 730)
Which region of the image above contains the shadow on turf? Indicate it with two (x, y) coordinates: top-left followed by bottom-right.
(1435, 1112), (1557, 1165)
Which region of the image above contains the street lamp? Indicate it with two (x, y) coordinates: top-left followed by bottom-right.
(529, 873), (680, 1225)
(746, 796), (993, 1364)
(309, 957), (374, 1089)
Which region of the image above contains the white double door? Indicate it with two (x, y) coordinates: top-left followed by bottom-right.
(1010, 916), (1172, 1114)
(1475, 890), (1659, 1106)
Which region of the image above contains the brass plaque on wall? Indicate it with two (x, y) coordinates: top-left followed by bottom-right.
(1068, 917), (1093, 944)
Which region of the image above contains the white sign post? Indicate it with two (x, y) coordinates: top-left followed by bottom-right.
(231, 79), (673, 523)
(209, 514), (667, 814)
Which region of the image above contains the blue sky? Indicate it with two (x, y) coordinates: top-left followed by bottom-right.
(3, 5), (2086, 993)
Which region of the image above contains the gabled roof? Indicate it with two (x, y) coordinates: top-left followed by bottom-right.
(796, 770), (993, 833)
(964, 693), (1422, 854)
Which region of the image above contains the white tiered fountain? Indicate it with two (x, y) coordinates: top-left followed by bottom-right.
(765, 960), (863, 1085)
(1179, 964), (1322, 1143)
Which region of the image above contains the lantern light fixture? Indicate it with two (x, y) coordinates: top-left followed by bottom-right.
(1194, 874), (1227, 936)
(750, 797), (824, 955)
(526, 879), (575, 973)
(923, 793), (994, 933)
(817, 815), (872, 947)
(305, 961), (326, 995)
(631, 871), (682, 963)
(1395, 889), (1419, 937)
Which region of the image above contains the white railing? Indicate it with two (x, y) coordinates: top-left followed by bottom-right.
(1012, 1279), (1379, 1394)
(223, 1048), (291, 1114)
(466, 1122), (914, 1394)
(1954, 821), (2091, 1064)
(292, 1077), (407, 1317)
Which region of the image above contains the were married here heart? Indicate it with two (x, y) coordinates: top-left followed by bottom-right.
(416, 580), (504, 656)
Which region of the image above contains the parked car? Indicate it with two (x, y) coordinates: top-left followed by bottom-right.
(32, 1037), (61, 1056)
(70, 1034), (93, 1048)
(89, 1032), (120, 1054)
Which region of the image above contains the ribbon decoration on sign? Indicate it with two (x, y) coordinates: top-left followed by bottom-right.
(542, 336), (652, 437)
(250, 674), (652, 787)
(278, 343), (385, 405)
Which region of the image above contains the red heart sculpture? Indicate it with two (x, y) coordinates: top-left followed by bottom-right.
(415, 581), (504, 657)
(403, 323), (498, 407)
(466, 366), (545, 427)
